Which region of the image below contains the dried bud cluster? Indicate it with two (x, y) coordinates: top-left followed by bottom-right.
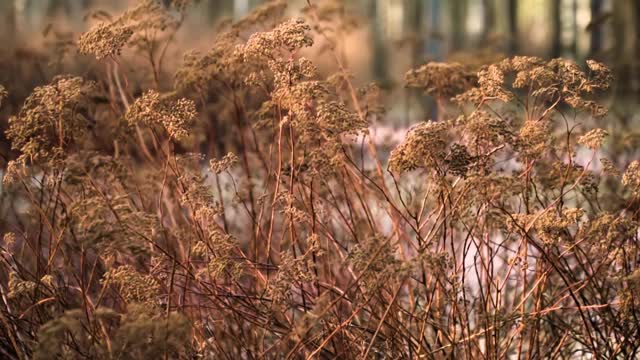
(126, 90), (197, 141)
(0, 84), (7, 107)
(237, 17), (368, 174)
(102, 265), (160, 304)
(209, 152), (239, 174)
(239, 18), (313, 59)
(623, 161), (640, 194)
(388, 120), (449, 174)
(579, 128), (609, 150)
(78, 0), (180, 60)
(405, 62), (476, 98)
(454, 56), (612, 117)
(77, 23), (133, 59)
(6, 76), (93, 163)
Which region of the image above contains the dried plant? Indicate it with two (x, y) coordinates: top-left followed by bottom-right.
(1, 2), (639, 360)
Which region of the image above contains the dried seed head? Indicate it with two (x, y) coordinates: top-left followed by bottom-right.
(2, 158), (26, 187)
(622, 161), (640, 194)
(579, 128), (608, 150)
(388, 120), (449, 174)
(209, 152), (239, 174)
(0, 84), (7, 107)
(2, 232), (16, 249)
(126, 90), (197, 141)
(600, 158), (621, 177)
(77, 23), (133, 59)
(6, 76), (94, 163)
(78, 0), (179, 60)
(516, 119), (551, 159)
(102, 265), (160, 304)
(405, 62), (476, 98)
(239, 18), (313, 59)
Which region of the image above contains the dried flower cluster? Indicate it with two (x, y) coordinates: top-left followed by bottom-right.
(6, 76), (94, 164)
(579, 128), (609, 149)
(0, 85), (7, 107)
(405, 62), (476, 98)
(77, 22), (133, 59)
(78, 0), (182, 60)
(126, 90), (197, 141)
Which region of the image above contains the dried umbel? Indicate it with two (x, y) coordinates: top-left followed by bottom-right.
(77, 23), (133, 59)
(579, 128), (609, 150)
(68, 191), (157, 259)
(600, 158), (621, 177)
(209, 152), (239, 174)
(269, 251), (313, 305)
(6, 76), (94, 163)
(101, 265), (160, 304)
(78, 0), (181, 60)
(454, 60), (513, 104)
(175, 31), (244, 92)
(455, 57), (613, 117)
(516, 118), (552, 159)
(236, 16), (368, 176)
(34, 304), (191, 360)
(0, 84), (7, 107)
(388, 120), (450, 174)
(239, 18), (313, 59)
(511, 208), (584, 245)
(405, 62), (476, 98)
(175, 1), (289, 93)
(2, 158), (26, 186)
(7, 272), (37, 300)
(462, 109), (513, 148)
(622, 160), (640, 195)
(126, 90), (197, 141)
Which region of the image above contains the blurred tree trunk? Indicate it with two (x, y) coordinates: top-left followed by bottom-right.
(481, 0), (495, 45)
(0, 0), (16, 47)
(634, 1), (640, 94)
(450, 0), (467, 51)
(46, 0), (72, 17)
(406, 0), (427, 126)
(371, 0), (388, 83)
(429, 0), (442, 59)
(551, 0), (562, 57)
(570, 0), (577, 56)
(208, 0), (233, 21)
(589, 0), (603, 56)
(507, 0), (518, 54)
(407, 0), (425, 63)
(612, 1), (632, 95)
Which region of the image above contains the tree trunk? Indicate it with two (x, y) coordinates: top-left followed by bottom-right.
(590, 0), (603, 56)
(450, 0), (467, 51)
(551, 0), (562, 57)
(1, 0), (16, 47)
(481, 0), (495, 45)
(370, 0), (388, 83)
(507, 0), (518, 54)
(429, 0), (442, 59)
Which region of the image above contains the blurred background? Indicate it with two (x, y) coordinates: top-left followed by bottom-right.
(0, 0), (638, 128)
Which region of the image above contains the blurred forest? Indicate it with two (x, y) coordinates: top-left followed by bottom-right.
(1, 0), (640, 152)
(2, 0), (639, 94)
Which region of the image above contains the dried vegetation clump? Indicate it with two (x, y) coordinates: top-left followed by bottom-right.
(1, 1), (639, 359)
